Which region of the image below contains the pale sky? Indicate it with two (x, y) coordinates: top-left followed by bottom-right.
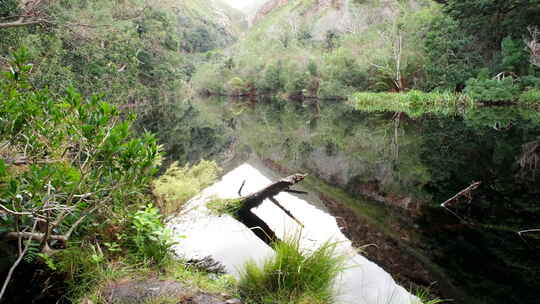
(222, 0), (254, 10)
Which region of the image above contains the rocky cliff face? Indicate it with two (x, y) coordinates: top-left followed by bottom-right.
(253, 0), (345, 23)
(249, 0), (415, 40)
(253, 0), (290, 23)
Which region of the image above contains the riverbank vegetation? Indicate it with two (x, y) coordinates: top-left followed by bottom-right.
(0, 53), (161, 300)
(353, 90), (474, 117)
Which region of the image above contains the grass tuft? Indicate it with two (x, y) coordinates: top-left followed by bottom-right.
(238, 234), (346, 304)
(206, 198), (244, 216)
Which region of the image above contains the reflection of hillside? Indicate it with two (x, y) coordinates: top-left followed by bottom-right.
(164, 96), (540, 304)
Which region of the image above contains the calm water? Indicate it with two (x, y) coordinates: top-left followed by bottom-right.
(168, 161), (419, 304)
(143, 96), (540, 304)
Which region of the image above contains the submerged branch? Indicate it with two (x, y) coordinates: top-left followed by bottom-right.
(441, 181), (482, 222)
(234, 174), (308, 245)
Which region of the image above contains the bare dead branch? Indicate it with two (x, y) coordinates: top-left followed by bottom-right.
(517, 229), (540, 250)
(234, 174), (307, 245)
(441, 181), (482, 222)
(526, 26), (540, 67)
(238, 180), (246, 197)
(0, 204), (34, 216)
(5, 232), (68, 242)
(0, 19), (47, 29)
(268, 196), (304, 227)
(441, 181), (482, 208)
(518, 229), (540, 235)
(284, 189), (308, 195)
(0, 220), (38, 301)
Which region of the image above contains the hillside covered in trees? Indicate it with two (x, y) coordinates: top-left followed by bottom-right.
(196, 0), (540, 104)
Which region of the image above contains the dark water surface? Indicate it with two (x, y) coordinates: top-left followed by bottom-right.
(144, 96), (540, 304)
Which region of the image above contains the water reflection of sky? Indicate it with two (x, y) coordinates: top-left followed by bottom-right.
(168, 160), (419, 304)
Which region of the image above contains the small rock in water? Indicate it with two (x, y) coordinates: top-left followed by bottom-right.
(225, 299), (242, 304)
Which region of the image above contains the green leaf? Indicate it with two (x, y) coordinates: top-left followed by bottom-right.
(0, 159), (7, 178)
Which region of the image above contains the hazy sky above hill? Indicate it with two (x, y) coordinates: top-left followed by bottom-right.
(222, 0), (252, 10)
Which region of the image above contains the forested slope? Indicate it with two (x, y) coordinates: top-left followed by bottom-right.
(193, 0), (540, 103)
(0, 0), (243, 103)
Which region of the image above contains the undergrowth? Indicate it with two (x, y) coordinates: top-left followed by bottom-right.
(153, 160), (221, 215)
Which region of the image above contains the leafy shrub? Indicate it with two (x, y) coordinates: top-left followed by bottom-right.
(318, 79), (349, 100)
(307, 60), (318, 77)
(258, 62), (287, 93)
(0, 49), (162, 283)
(0, 0), (19, 17)
(519, 89), (540, 106)
(285, 68), (309, 96)
(465, 77), (520, 102)
(152, 160), (221, 215)
(422, 13), (480, 90)
(227, 76), (248, 95)
(238, 235), (346, 304)
(519, 75), (540, 90)
(129, 204), (175, 264)
(500, 37), (530, 75)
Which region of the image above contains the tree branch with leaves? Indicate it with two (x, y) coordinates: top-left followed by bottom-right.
(0, 49), (162, 302)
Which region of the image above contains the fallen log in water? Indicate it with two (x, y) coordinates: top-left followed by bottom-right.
(235, 174), (308, 245)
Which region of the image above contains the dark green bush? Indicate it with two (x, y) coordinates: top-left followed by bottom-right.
(258, 62), (287, 93)
(465, 77), (520, 102)
(422, 14), (481, 91)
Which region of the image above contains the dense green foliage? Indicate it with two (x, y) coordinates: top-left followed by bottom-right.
(192, 0), (540, 107)
(130, 204), (175, 263)
(423, 0), (540, 96)
(239, 235), (345, 304)
(443, 0), (540, 50)
(2, 0), (540, 303)
(0, 53), (172, 300)
(0, 0), (240, 162)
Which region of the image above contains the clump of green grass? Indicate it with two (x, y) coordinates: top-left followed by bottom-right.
(353, 90), (474, 117)
(413, 287), (447, 304)
(153, 160), (221, 215)
(238, 234), (346, 304)
(206, 198), (244, 216)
